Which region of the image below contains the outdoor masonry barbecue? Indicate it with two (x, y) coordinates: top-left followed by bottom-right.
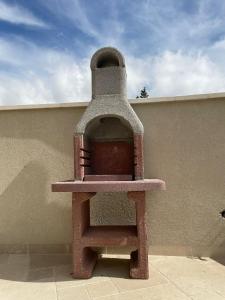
(52, 47), (166, 279)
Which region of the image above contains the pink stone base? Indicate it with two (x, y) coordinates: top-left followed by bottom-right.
(52, 177), (166, 279)
(70, 191), (150, 279)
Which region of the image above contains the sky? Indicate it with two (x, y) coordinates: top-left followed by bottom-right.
(0, 0), (225, 105)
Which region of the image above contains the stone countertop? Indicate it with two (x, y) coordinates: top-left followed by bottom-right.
(52, 179), (166, 193)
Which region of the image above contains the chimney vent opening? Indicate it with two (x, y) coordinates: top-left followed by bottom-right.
(97, 53), (120, 68)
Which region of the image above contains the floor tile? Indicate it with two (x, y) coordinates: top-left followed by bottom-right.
(54, 264), (108, 289)
(190, 290), (225, 300)
(148, 255), (167, 263)
(57, 285), (90, 300)
(151, 256), (209, 280)
(0, 263), (28, 284)
(92, 289), (143, 300)
(1, 254), (225, 300)
(26, 267), (54, 282)
(0, 282), (57, 300)
(139, 283), (191, 300)
(86, 280), (118, 299)
(111, 268), (168, 292)
(30, 254), (71, 269)
(152, 256), (225, 298)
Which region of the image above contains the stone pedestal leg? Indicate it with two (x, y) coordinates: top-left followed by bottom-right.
(72, 192), (97, 279)
(128, 191), (149, 279)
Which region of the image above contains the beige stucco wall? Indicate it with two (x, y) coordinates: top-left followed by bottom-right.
(0, 93), (225, 258)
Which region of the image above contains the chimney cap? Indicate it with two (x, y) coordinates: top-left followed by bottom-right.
(90, 47), (125, 70)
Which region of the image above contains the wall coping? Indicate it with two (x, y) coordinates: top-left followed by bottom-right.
(0, 91), (225, 111)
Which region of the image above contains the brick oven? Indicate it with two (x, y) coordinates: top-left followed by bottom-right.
(52, 47), (166, 279)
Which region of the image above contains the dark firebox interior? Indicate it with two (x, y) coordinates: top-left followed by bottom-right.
(82, 117), (134, 180)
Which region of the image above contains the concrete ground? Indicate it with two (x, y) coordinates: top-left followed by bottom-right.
(0, 254), (225, 300)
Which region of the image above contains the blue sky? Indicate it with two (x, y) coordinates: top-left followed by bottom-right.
(1, 0), (225, 105)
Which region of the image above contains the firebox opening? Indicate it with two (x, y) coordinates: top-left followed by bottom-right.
(84, 117), (134, 180)
(97, 53), (120, 68)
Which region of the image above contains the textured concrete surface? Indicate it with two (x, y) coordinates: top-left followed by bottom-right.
(76, 47), (143, 134)
(0, 254), (225, 299)
(75, 94), (143, 134)
(90, 47), (126, 98)
(0, 97), (225, 257)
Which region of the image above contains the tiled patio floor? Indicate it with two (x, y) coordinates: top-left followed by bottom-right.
(0, 254), (225, 299)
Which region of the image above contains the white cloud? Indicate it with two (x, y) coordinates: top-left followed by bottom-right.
(127, 50), (225, 97)
(0, 38), (90, 105)
(1, 36), (225, 105)
(0, 1), (47, 27)
(152, 51), (225, 96)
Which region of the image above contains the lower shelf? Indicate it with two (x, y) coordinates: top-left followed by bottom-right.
(82, 225), (138, 247)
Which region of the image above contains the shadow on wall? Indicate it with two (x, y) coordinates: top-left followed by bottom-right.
(0, 161), (70, 244)
(0, 108), (85, 156)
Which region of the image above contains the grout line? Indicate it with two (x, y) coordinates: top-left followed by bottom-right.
(92, 282), (182, 300)
(53, 267), (59, 300)
(151, 260), (225, 300)
(109, 277), (120, 294)
(109, 271), (172, 295)
(116, 282), (171, 294)
(107, 277), (122, 294)
(212, 289), (225, 299)
(92, 291), (120, 300)
(84, 283), (93, 300)
(56, 278), (110, 290)
(150, 264), (192, 299)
